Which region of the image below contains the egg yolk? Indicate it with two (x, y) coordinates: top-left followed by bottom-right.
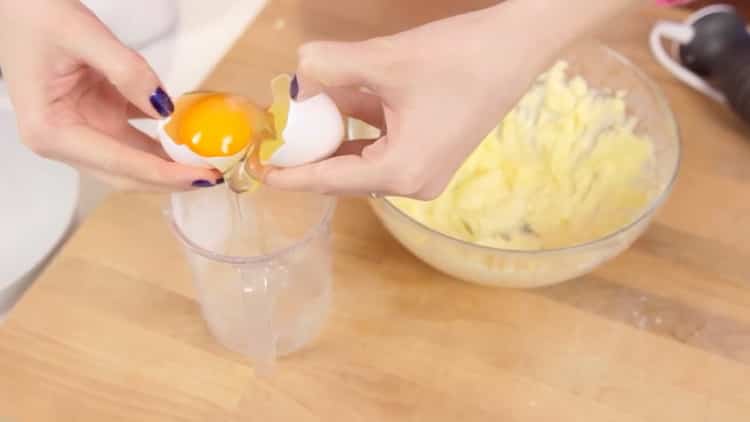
(166, 93), (261, 157)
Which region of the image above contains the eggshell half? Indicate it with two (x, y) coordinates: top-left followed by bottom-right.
(266, 93), (345, 167)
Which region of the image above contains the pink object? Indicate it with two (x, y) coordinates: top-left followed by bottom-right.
(655, 0), (694, 5)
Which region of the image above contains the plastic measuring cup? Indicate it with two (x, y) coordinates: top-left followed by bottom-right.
(166, 185), (335, 374)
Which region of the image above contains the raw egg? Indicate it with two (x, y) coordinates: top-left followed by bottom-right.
(158, 74), (345, 184)
(157, 92), (268, 173)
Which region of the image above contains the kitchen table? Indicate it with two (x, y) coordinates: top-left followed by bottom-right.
(1, 2), (749, 421)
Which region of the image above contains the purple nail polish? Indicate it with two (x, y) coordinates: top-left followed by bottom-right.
(290, 74), (299, 100)
(192, 179), (214, 188)
(150, 87), (174, 117)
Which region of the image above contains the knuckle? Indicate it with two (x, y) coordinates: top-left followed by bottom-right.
(386, 164), (426, 198)
(102, 150), (126, 176)
(18, 118), (54, 158)
(417, 171), (453, 200)
(310, 164), (334, 194)
(105, 177), (135, 191)
(296, 56), (315, 80)
(297, 43), (324, 72)
(24, 136), (54, 158)
(147, 161), (176, 184)
(362, 37), (394, 61)
(109, 50), (151, 87)
(362, 37), (404, 81)
(297, 42), (318, 60)
(54, 8), (95, 43)
(78, 9), (105, 34)
(136, 161), (185, 190)
(412, 185), (443, 201)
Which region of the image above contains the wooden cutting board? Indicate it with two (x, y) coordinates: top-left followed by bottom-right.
(2, 2), (750, 421)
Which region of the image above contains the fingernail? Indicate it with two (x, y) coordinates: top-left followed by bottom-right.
(150, 87), (174, 118)
(216, 177), (225, 185)
(192, 179), (214, 188)
(290, 74), (299, 100)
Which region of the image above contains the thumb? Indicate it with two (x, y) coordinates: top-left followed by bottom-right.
(294, 40), (386, 100)
(60, 6), (172, 119)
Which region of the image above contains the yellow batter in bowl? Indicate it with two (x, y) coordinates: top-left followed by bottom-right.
(391, 61), (656, 251)
(363, 43), (680, 288)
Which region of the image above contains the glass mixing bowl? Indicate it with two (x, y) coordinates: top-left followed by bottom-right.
(355, 42), (681, 288)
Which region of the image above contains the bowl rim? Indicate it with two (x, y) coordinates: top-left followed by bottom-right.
(374, 42), (682, 256)
(165, 190), (337, 265)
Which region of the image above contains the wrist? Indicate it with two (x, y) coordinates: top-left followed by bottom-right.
(466, 0), (642, 117)
(489, 0), (642, 53)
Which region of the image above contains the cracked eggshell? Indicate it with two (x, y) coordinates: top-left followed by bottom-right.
(266, 93), (345, 168)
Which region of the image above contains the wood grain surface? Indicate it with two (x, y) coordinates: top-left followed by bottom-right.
(1, 2), (750, 421)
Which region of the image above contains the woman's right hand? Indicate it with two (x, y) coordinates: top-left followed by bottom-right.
(265, 2), (560, 199)
(266, 0), (639, 199)
(0, 0), (223, 191)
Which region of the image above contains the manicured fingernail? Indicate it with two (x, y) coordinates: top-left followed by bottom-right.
(192, 179), (214, 188)
(290, 74), (299, 100)
(150, 87), (174, 118)
(216, 177), (225, 185)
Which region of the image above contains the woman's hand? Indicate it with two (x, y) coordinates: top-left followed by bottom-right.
(0, 0), (222, 190)
(266, 0), (639, 199)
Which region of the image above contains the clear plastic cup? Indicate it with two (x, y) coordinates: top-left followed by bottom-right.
(166, 185), (335, 374)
